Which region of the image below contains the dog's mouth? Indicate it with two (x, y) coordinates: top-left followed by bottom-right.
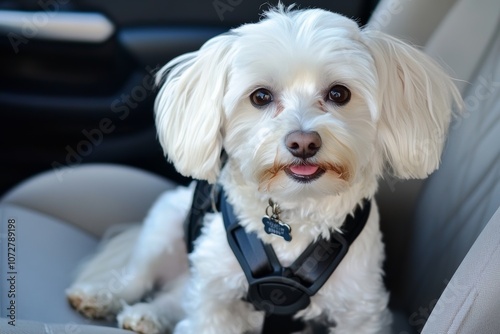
(284, 164), (325, 183)
(258, 161), (349, 191)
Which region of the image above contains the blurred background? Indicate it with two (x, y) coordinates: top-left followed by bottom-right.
(0, 0), (380, 197)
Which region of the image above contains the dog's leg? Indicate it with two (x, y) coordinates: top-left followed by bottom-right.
(322, 282), (392, 331)
(117, 272), (188, 334)
(118, 184), (192, 303)
(326, 307), (392, 334)
(174, 297), (264, 334)
(66, 224), (142, 319)
(67, 185), (193, 320)
(172, 214), (265, 334)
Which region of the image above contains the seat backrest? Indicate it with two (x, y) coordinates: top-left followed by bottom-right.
(408, 25), (500, 330)
(371, 0), (500, 331)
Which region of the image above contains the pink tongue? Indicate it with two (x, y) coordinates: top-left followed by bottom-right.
(289, 165), (319, 176)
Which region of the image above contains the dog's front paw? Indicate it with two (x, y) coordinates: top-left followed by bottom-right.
(118, 303), (171, 334)
(66, 284), (121, 319)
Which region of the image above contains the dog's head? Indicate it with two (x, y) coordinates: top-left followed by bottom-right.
(155, 6), (461, 199)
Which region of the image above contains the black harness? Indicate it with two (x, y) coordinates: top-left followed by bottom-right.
(185, 180), (371, 333)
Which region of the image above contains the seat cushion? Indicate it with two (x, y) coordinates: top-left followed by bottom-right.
(1, 164), (175, 237)
(0, 318), (131, 334)
(0, 204), (103, 325)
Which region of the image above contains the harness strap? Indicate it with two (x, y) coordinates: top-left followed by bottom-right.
(185, 181), (371, 332)
(184, 181), (216, 253)
(290, 198), (371, 288)
(221, 189), (371, 315)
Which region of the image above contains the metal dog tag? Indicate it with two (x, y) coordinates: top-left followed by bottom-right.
(262, 216), (292, 241)
(262, 199), (292, 241)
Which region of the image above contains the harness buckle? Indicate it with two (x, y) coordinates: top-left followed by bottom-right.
(247, 276), (311, 315)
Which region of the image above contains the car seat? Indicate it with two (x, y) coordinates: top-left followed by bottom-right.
(0, 165), (175, 333)
(371, 0), (500, 332)
(1, 0), (499, 332)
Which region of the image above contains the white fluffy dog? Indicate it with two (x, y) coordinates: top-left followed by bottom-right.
(67, 5), (461, 334)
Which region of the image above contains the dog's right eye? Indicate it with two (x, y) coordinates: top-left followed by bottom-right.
(327, 84), (351, 106)
(250, 88), (273, 107)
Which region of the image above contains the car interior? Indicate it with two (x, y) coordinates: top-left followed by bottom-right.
(0, 0), (499, 333)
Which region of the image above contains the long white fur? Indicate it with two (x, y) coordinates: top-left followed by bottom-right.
(67, 5), (461, 334)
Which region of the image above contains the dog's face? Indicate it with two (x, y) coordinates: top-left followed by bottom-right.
(155, 7), (460, 199)
(222, 11), (378, 198)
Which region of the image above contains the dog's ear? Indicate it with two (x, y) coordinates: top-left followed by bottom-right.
(362, 30), (462, 179)
(155, 33), (235, 183)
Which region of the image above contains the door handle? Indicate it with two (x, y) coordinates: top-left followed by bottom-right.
(0, 10), (114, 43)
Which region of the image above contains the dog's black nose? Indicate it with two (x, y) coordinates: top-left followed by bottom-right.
(285, 130), (322, 159)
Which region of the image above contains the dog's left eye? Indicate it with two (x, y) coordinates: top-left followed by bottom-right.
(250, 88), (273, 107)
(327, 85), (351, 106)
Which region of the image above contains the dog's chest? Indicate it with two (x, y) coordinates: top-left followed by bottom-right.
(268, 234), (317, 267)
(197, 213), (316, 273)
